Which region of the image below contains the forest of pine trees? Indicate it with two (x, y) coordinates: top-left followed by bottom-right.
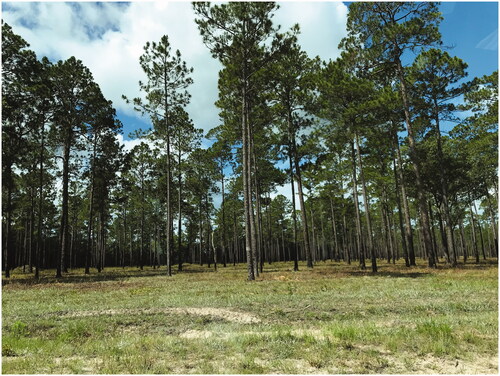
(2, 2), (498, 281)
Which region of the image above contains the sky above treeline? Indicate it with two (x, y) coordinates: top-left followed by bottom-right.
(3, 1), (498, 152)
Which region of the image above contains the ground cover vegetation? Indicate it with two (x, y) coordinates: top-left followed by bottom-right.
(2, 262), (498, 374)
(2, 2), (498, 373)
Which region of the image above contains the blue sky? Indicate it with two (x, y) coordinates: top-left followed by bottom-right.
(438, 2), (497, 81)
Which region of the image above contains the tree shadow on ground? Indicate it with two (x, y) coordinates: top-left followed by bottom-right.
(343, 270), (430, 278)
(2, 267), (172, 286)
(2, 262), (229, 286)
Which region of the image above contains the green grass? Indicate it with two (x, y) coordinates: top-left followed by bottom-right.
(2, 260), (498, 374)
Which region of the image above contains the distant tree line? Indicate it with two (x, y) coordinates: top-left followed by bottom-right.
(2, 2), (497, 280)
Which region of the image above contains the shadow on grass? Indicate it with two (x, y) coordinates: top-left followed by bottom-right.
(2, 267), (185, 286)
(2, 262), (231, 286)
(3, 259), (496, 286)
(344, 270), (430, 278)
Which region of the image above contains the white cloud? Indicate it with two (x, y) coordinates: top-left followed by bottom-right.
(115, 133), (167, 156)
(476, 29), (498, 51)
(275, 1), (348, 62)
(3, 1), (348, 139)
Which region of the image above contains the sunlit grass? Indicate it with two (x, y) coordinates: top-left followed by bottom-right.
(2, 259), (498, 374)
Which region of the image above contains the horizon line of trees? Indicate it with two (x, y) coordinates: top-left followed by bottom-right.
(2, 2), (498, 281)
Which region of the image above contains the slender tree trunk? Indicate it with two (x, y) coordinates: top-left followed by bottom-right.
(233, 213), (238, 267)
(389, 211), (398, 264)
(85, 138), (97, 274)
(436, 202), (451, 263)
(35, 121), (46, 279)
(343, 214), (351, 265)
(310, 207), (317, 264)
(199, 198), (203, 266)
(129, 225), (133, 267)
(57, 133), (71, 278)
(266, 194), (273, 265)
(485, 191), (498, 257)
(139, 173), (145, 270)
(178, 148), (183, 272)
(473, 201), (487, 260)
(164, 74), (172, 276)
(210, 220), (217, 271)
(428, 201), (440, 262)
(393, 158), (410, 267)
(69, 226), (74, 270)
(329, 198), (339, 263)
(252, 148), (264, 274)
(459, 221), (468, 263)
(355, 132), (377, 272)
(433, 99), (457, 266)
(320, 203), (326, 262)
(393, 128), (415, 266)
(292, 132), (313, 268)
(288, 143), (299, 272)
(123, 206), (128, 268)
(469, 203), (480, 264)
(381, 204), (391, 263)
(242, 65), (254, 281)
(350, 140), (366, 270)
(28, 190), (34, 274)
(395, 57), (435, 267)
(248, 114), (259, 278)
(221, 165), (227, 267)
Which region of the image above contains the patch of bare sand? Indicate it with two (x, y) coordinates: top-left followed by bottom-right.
(59, 307), (261, 324)
(340, 350), (497, 374)
(391, 353), (498, 374)
(177, 328), (327, 340)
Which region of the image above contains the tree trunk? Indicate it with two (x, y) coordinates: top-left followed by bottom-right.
(329, 198), (339, 263)
(199, 198), (203, 266)
(473, 201), (487, 260)
(266, 193), (273, 264)
(393, 158), (410, 267)
(485, 191), (498, 257)
(252, 148), (264, 274)
(459, 220), (468, 263)
(469, 203), (480, 264)
(395, 57), (435, 267)
(381, 204), (391, 263)
(433, 98), (457, 266)
(428, 201), (440, 262)
(355, 132), (377, 272)
(85, 138), (97, 274)
(248, 115), (259, 278)
(310, 207), (317, 264)
(57, 133), (71, 278)
(319, 203), (326, 262)
(35, 120), (46, 279)
(350, 140), (366, 270)
(140, 171), (145, 271)
(393, 128), (415, 266)
(221, 165), (227, 267)
(242, 66), (255, 281)
(292, 133), (313, 268)
(178, 148), (183, 272)
(288, 143), (299, 272)
(389, 211), (398, 263)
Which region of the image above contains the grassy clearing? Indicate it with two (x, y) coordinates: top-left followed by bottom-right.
(2, 260), (498, 374)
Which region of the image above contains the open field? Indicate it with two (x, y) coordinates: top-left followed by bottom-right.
(2, 260), (498, 374)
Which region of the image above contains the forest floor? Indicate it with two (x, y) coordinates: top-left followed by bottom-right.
(2, 259), (498, 374)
